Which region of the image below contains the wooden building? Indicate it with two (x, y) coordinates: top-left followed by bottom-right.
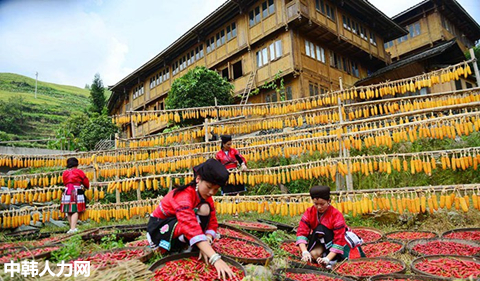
(357, 0), (480, 91)
(108, 0), (406, 137)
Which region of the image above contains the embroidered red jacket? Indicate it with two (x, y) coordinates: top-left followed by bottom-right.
(62, 168), (90, 188)
(151, 185), (218, 246)
(296, 205), (347, 255)
(216, 148), (246, 170)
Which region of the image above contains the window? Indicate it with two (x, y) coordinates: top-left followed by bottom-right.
(226, 25), (232, 41)
(455, 80), (462, 91)
(216, 33), (221, 47)
(268, 0), (274, 14)
(342, 15), (351, 30)
(221, 68), (229, 80)
(351, 62), (359, 77)
(369, 31), (377, 46)
(316, 45), (325, 63)
(232, 61), (242, 79)
(231, 22), (237, 37)
(315, 0), (335, 21)
(360, 26), (367, 40)
(409, 22), (421, 38)
(397, 34), (408, 43)
(249, 1), (275, 27)
(257, 40), (282, 67)
(466, 82), (473, 89)
(285, 86), (292, 100)
(266, 92), (277, 103)
(159, 101), (164, 111)
(262, 1), (268, 18)
(207, 37), (215, 53)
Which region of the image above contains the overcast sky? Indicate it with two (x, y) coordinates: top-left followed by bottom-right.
(0, 0), (479, 88)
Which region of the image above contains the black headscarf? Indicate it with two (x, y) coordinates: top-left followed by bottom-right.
(310, 185), (330, 201)
(220, 135), (232, 144)
(66, 157), (79, 168)
(174, 159), (229, 194)
(193, 158), (230, 187)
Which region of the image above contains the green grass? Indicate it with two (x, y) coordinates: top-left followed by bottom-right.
(0, 73), (92, 140)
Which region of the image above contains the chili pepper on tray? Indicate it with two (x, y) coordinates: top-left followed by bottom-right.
(415, 257), (480, 279)
(225, 220), (272, 229)
(280, 241), (301, 257)
(386, 231), (435, 241)
(213, 237), (270, 259)
(153, 258), (244, 281)
(0, 246), (60, 263)
(285, 272), (344, 281)
(353, 229), (382, 243)
(217, 227), (256, 242)
(413, 240), (480, 256)
(336, 260), (404, 277)
(363, 242), (403, 257)
(444, 230), (480, 241)
(71, 249), (147, 268)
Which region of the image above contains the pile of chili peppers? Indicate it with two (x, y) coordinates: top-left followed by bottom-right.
(444, 230), (480, 241)
(217, 227), (256, 242)
(415, 257), (480, 278)
(126, 239), (149, 247)
(71, 248), (148, 268)
(213, 237), (271, 259)
(386, 231), (436, 241)
(285, 272), (344, 281)
(413, 240), (480, 256)
(336, 259), (404, 277)
(280, 241), (301, 257)
(153, 258), (244, 281)
(353, 229), (382, 243)
(363, 241), (403, 257)
(0, 246), (60, 263)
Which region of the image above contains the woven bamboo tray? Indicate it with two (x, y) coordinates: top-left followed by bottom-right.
(333, 257), (407, 280)
(351, 227), (384, 243)
(0, 245), (62, 264)
(257, 219), (295, 232)
(82, 229), (142, 243)
(224, 220), (277, 232)
(407, 238), (480, 257)
(218, 223), (267, 246)
(148, 252), (246, 278)
(410, 255), (480, 280)
(369, 273), (448, 281)
(384, 230), (437, 243)
(441, 228), (480, 241)
(74, 247), (153, 269)
(362, 240), (405, 258)
(213, 236), (274, 265)
(274, 267), (356, 281)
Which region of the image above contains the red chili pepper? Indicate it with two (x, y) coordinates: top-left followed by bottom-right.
(413, 240), (480, 256)
(126, 239), (149, 247)
(153, 257), (244, 281)
(415, 257), (480, 278)
(217, 227), (256, 242)
(280, 241), (301, 257)
(0, 246), (60, 263)
(386, 231), (435, 241)
(213, 238), (271, 259)
(285, 272), (344, 281)
(353, 229), (382, 243)
(71, 249), (147, 268)
(444, 230), (480, 241)
(363, 241), (403, 257)
(336, 260), (404, 277)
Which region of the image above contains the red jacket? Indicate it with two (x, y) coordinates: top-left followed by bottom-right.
(152, 185), (218, 246)
(216, 148), (246, 170)
(62, 168), (89, 189)
(296, 205), (347, 255)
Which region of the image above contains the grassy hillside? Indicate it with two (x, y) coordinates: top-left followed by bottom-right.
(0, 73), (91, 141)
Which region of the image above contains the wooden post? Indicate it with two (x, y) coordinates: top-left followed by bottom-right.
(336, 77), (353, 191)
(135, 151), (142, 200)
(469, 48), (480, 87)
(114, 135), (121, 204)
(204, 118), (209, 143)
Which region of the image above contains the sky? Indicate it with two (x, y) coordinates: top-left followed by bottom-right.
(0, 0), (479, 89)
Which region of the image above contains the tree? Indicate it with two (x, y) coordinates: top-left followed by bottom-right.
(0, 97), (27, 134)
(48, 113), (89, 151)
(78, 114), (119, 150)
(89, 73), (106, 114)
(465, 45), (480, 72)
(165, 66), (233, 110)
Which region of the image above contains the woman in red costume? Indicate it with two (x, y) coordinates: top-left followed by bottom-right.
(215, 135), (247, 195)
(147, 159), (236, 280)
(60, 157), (89, 234)
(296, 185), (364, 268)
